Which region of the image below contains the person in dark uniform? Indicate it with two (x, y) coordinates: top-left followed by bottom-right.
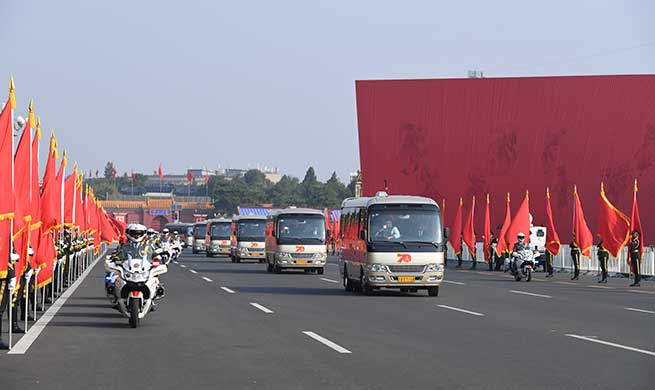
(0, 252), (18, 349)
(469, 246), (477, 270)
(456, 235), (463, 268)
(597, 238), (609, 284)
(629, 230), (641, 287)
(489, 236), (499, 271)
(545, 249), (554, 277)
(570, 235), (580, 281)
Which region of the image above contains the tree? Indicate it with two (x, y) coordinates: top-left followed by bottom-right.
(104, 161), (116, 179)
(299, 167), (323, 207)
(323, 171), (349, 208)
(243, 169), (267, 186)
(267, 175), (300, 208)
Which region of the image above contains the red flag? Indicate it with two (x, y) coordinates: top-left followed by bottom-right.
(36, 229), (56, 288)
(131, 169), (136, 182)
(0, 78), (16, 279)
(74, 174), (84, 230)
(483, 194), (491, 262)
(598, 182), (630, 258)
(462, 196), (476, 257)
(448, 198), (463, 255)
(545, 188), (561, 256)
(506, 191), (530, 251)
(158, 163), (163, 179)
(39, 132), (60, 232)
(628, 179), (643, 261)
(64, 167), (78, 227)
(29, 118), (41, 269)
(203, 173), (209, 185)
(573, 186), (593, 258)
(495, 193), (511, 256)
(187, 171), (193, 183)
(12, 100), (34, 278)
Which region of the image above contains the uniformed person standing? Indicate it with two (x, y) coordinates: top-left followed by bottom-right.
(0, 253), (18, 349)
(545, 250), (554, 278)
(597, 238), (609, 284)
(629, 230), (641, 287)
(570, 236), (580, 281)
(456, 235), (463, 268)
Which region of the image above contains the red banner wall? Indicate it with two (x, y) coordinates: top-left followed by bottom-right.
(356, 75), (655, 243)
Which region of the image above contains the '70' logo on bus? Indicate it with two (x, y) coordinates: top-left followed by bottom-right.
(295, 246), (305, 252)
(397, 254), (412, 263)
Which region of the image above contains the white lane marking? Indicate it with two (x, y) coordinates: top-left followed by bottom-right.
(588, 285), (615, 289)
(9, 249), (106, 355)
(510, 290), (552, 298)
(250, 302), (274, 314)
(443, 280), (466, 285)
(302, 331), (352, 354)
(180, 264), (187, 268)
(202, 277), (213, 282)
(625, 307), (655, 314)
(437, 304), (485, 316)
(189, 269), (197, 274)
(628, 289), (655, 295)
(565, 334), (655, 357)
(326, 263), (338, 267)
(173, 261), (179, 264)
(220, 287), (236, 294)
(320, 278), (340, 284)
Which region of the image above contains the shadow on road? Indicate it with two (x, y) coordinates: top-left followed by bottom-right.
(56, 311), (120, 318)
(49, 320), (127, 328)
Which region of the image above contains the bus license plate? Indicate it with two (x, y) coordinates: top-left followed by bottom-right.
(398, 276), (415, 283)
(296, 260), (308, 265)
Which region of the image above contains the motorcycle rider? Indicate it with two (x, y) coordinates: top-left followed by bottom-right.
(510, 232), (528, 274)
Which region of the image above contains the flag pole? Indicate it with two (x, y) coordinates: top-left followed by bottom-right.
(33, 267), (39, 320)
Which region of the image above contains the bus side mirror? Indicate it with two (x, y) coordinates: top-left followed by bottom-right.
(444, 227), (450, 240)
(359, 230), (366, 240)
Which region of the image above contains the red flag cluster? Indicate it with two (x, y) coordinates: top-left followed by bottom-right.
(0, 78), (125, 287)
(445, 181), (643, 266)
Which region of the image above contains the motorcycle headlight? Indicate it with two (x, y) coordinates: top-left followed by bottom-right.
(366, 264), (388, 272)
(426, 263), (444, 272)
(312, 252), (327, 261)
(124, 271), (132, 279)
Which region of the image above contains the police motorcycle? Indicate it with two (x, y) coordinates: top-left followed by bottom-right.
(506, 233), (539, 282)
(169, 231), (184, 261)
(104, 224), (167, 328)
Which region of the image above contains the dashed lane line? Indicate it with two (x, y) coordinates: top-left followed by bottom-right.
(320, 278), (340, 284)
(220, 287), (236, 294)
(202, 277), (213, 282)
(628, 289), (655, 295)
(180, 264), (187, 268)
(510, 290), (552, 298)
(565, 334), (655, 357)
(250, 302), (274, 314)
(588, 285), (615, 289)
(625, 307), (655, 314)
(443, 280), (465, 285)
(556, 281), (576, 285)
(189, 269), (197, 274)
(437, 304), (485, 316)
(302, 331), (352, 354)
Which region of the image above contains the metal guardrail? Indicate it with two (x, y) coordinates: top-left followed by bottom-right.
(447, 243), (654, 277)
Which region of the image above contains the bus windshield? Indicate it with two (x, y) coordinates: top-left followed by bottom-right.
(368, 205), (442, 245)
(277, 215), (326, 245)
(237, 221), (266, 241)
(210, 223), (231, 239)
(194, 224), (207, 239)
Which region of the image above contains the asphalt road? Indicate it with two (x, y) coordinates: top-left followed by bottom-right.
(1, 250), (652, 390)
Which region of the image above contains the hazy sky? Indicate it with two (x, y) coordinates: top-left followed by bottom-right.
(1, 0), (653, 181)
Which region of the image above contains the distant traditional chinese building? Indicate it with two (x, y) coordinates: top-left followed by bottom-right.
(99, 193), (215, 230)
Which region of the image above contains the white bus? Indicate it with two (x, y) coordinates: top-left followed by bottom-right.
(230, 215), (267, 263)
(265, 208), (328, 274)
(339, 192), (446, 296)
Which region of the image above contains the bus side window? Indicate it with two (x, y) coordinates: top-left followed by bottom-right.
(358, 208), (367, 241)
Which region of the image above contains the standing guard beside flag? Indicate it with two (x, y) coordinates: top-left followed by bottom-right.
(571, 185), (593, 281)
(597, 238), (609, 283)
(570, 236), (580, 281)
(629, 231), (641, 287)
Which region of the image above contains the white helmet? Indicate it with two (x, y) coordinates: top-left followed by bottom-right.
(517, 232), (526, 239)
(126, 224), (147, 243)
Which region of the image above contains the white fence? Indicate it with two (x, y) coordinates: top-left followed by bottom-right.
(447, 243), (655, 277)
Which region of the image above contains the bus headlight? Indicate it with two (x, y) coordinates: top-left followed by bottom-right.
(366, 264), (388, 272)
(426, 263), (444, 272)
(238, 248), (249, 255)
(312, 252), (327, 261)
(277, 252), (292, 260)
